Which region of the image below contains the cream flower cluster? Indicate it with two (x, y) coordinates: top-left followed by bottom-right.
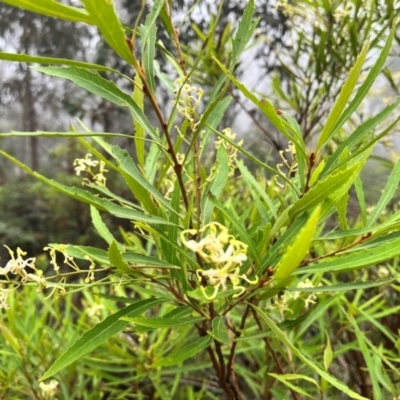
(73, 153), (108, 186)
(275, 278), (320, 312)
(173, 77), (203, 122)
(0, 246), (46, 308)
(180, 222), (258, 300)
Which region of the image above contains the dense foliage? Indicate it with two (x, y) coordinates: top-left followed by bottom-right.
(1, 1), (400, 399)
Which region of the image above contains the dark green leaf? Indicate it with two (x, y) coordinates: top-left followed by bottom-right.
(41, 298), (165, 380)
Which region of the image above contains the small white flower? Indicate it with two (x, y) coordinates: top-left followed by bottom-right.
(2, 246), (36, 275)
(39, 380), (59, 397)
(73, 153), (99, 176)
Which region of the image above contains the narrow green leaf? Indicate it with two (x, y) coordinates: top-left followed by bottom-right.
(320, 150), (371, 220)
(38, 179), (171, 225)
(141, 23), (157, 94)
(274, 206), (320, 281)
(296, 236), (400, 275)
(231, 0), (259, 67)
(235, 309), (313, 342)
(268, 373), (319, 399)
(145, 142), (163, 183)
(90, 206), (115, 245)
(201, 144), (230, 225)
(139, 0), (165, 93)
(108, 241), (131, 273)
(323, 97), (400, 174)
(287, 278), (396, 293)
(317, 42), (370, 150)
(152, 336), (212, 367)
(81, 0), (134, 64)
(290, 161), (362, 218)
(1, 0), (92, 23)
(133, 73), (145, 169)
(111, 146), (176, 215)
(0, 52), (116, 73)
(0, 151), (173, 225)
(354, 177), (367, 226)
(323, 332), (333, 371)
(200, 97), (232, 156)
(250, 305), (368, 400)
(368, 159), (400, 226)
(261, 213), (309, 270)
(1, 131), (131, 139)
(124, 252), (179, 269)
(63, 245), (109, 265)
(32, 67), (159, 142)
(331, 23), (396, 136)
(121, 315), (205, 328)
(211, 316), (230, 345)
(337, 192), (350, 230)
(345, 311), (382, 399)
(295, 295), (340, 339)
(163, 181), (185, 283)
(309, 160), (326, 187)
(40, 298), (165, 380)
(237, 160), (277, 220)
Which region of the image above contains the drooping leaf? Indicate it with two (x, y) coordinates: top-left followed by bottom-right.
(32, 67), (159, 142)
(1, 0), (92, 23)
(40, 298), (165, 380)
(0, 52), (116, 72)
(0, 148), (171, 225)
(81, 0), (134, 64)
